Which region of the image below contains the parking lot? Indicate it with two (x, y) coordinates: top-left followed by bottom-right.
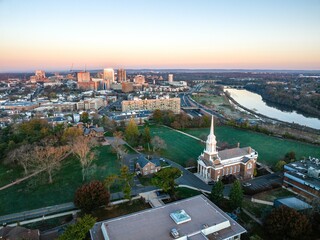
(242, 173), (283, 193)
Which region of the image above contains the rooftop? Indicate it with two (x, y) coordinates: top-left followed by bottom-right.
(274, 197), (312, 211)
(90, 195), (246, 240)
(218, 147), (256, 161)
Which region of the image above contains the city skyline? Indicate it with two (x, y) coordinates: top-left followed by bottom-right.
(1, 0), (320, 72)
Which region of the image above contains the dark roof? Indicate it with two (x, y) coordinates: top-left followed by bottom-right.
(0, 226), (39, 240)
(136, 155), (151, 168)
(150, 157), (161, 167)
(92, 127), (104, 133)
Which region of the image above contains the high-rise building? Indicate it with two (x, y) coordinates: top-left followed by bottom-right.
(35, 70), (46, 80)
(168, 74), (173, 82)
(117, 69), (126, 82)
(103, 68), (114, 90)
(133, 75), (145, 84)
(77, 71), (90, 82)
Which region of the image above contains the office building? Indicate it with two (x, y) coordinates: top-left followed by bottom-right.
(122, 97), (180, 114)
(133, 75), (145, 84)
(168, 74), (173, 82)
(77, 71), (90, 82)
(103, 68), (114, 89)
(117, 69), (126, 82)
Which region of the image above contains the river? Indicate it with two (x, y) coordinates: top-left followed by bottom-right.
(225, 88), (320, 130)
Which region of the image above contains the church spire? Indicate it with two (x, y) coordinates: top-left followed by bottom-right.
(204, 115), (217, 158)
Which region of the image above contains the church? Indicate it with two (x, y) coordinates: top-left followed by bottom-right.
(197, 116), (258, 183)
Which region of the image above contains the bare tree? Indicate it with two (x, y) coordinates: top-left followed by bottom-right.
(72, 136), (98, 181)
(32, 145), (70, 183)
(5, 144), (33, 175)
(111, 131), (128, 164)
(151, 136), (167, 152)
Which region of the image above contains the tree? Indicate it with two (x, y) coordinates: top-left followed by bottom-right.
(62, 126), (83, 145)
(111, 131), (127, 162)
(152, 109), (163, 123)
(275, 160), (286, 172)
(284, 151), (296, 163)
(104, 174), (118, 192)
(74, 180), (110, 212)
(211, 180), (224, 203)
(119, 166), (134, 201)
(58, 214), (96, 240)
(124, 118), (139, 146)
(32, 145), (70, 183)
(80, 112), (90, 123)
(143, 126), (151, 151)
(151, 136), (167, 152)
(151, 167), (181, 197)
(5, 144), (33, 175)
(72, 136), (98, 181)
(265, 206), (311, 240)
(229, 180), (243, 210)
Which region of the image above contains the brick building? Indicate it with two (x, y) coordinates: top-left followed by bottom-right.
(197, 116), (258, 182)
(122, 98), (180, 114)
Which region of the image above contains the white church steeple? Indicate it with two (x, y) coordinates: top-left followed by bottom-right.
(204, 115), (217, 157)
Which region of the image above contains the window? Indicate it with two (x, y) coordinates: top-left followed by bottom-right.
(226, 168), (229, 175)
(234, 166), (236, 173)
(237, 165), (240, 172)
(247, 162), (252, 169)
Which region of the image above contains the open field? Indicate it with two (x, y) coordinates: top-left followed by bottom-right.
(184, 126), (320, 166)
(0, 165), (23, 187)
(149, 126), (204, 166)
(0, 145), (120, 215)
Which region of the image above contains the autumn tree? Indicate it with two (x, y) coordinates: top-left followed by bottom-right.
(284, 151), (296, 163)
(151, 136), (167, 152)
(152, 167), (181, 197)
(152, 109), (163, 123)
(72, 136), (98, 181)
(74, 180), (110, 212)
(229, 180), (243, 210)
(32, 145), (70, 183)
(62, 126), (83, 145)
(211, 180), (224, 204)
(275, 160), (286, 172)
(124, 118), (139, 146)
(104, 174), (118, 192)
(265, 206), (311, 240)
(80, 112), (90, 123)
(58, 214), (96, 240)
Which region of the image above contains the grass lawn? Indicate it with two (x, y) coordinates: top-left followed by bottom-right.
(0, 145), (120, 216)
(184, 126), (320, 166)
(149, 126), (204, 167)
(0, 165), (23, 187)
(253, 188), (296, 202)
(176, 187), (202, 200)
(242, 199), (273, 219)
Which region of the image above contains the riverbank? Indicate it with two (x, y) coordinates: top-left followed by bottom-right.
(223, 91), (320, 145)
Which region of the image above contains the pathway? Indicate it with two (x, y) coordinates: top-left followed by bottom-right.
(162, 125), (205, 143)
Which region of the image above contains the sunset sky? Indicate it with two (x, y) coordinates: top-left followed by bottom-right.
(1, 0), (320, 72)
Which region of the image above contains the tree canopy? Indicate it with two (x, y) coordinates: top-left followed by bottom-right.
(151, 167), (181, 197)
(229, 180), (243, 210)
(211, 180), (224, 204)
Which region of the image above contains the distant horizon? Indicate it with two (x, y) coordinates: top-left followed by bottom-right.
(1, 67), (320, 74)
(1, 1), (319, 72)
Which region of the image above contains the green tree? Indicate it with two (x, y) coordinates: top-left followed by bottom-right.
(124, 119), (139, 146)
(119, 166), (134, 201)
(211, 180), (224, 203)
(74, 180), (110, 212)
(275, 160), (287, 172)
(265, 206), (311, 240)
(58, 214), (96, 240)
(151, 167), (181, 197)
(284, 151), (296, 163)
(80, 112), (90, 123)
(229, 180), (243, 210)
(143, 126), (151, 150)
(104, 174), (118, 192)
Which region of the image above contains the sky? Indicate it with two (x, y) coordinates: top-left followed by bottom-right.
(0, 0), (320, 72)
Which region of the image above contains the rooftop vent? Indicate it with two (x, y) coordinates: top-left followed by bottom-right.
(170, 228), (180, 239)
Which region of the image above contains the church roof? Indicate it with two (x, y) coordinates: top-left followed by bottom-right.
(218, 147), (251, 161)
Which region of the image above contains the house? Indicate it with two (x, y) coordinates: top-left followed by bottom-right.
(197, 116), (258, 183)
(136, 155), (161, 176)
(90, 195), (247, 240)
(82, 125), (105, 140)
(0, 226), (40, 240)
